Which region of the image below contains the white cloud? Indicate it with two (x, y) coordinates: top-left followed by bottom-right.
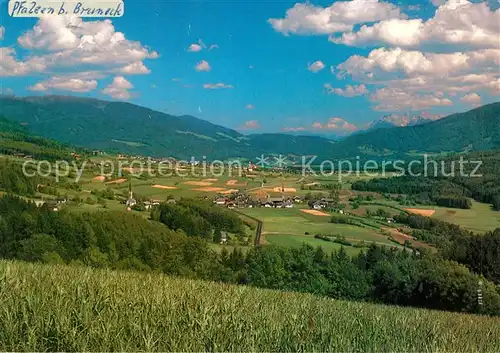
(308, 60), (325, 73)
(195, 60), (211, 72)
(188, 40), (217, 52)
(282, 126), (307, 132)
(0, 47), (47, 77)
(331, 0), (500, 50)
(203, 83), (233, 89)
(268, 0), (405, 35)
(460, 92), (482, 105)
(335, 47), (500, 104)
(283, 117), (358, 134)
(119, 61), (150, 74)
(246, 104), (255, 109)
(312, 117), (358, 132)
(336, 47), (500, 79)
(14, 16), (158, 74)
(29, 76), (98, 92)
(370, 87), (452, 111)
(240, 120), (261, 130)
(0, 26), (4, 40)
(102, 76), (134, 100)
(188, 43), (202, 52)
(325, 83), (369, 97)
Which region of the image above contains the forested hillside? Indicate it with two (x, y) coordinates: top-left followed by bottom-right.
(0, 96), (336, 160)
(1, 95), (498, 160)
(0, 116), (75, 161)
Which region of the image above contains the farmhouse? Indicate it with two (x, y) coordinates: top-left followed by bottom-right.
(220, 231), (228, 244)
(312, 202), (323, 210)
(214, 197), (227, 206)
(34, 200), (46, 207)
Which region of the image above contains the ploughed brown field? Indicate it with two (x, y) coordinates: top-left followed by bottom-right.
(152, 185), (178, 190)
(301, 209), (330, 217)
(405, 208), (436, 217)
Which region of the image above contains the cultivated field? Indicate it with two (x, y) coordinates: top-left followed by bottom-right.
(431, 201), (500, 233)
(240, 207), (399, 254)
(1, 260), (499, 352)
(363, 199), (500, 233)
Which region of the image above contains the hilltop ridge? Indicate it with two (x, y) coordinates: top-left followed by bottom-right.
(0, 95), (498, 160)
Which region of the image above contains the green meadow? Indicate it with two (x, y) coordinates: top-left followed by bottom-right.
(240, 207), (396, 253)
(431, 200), (500, 233)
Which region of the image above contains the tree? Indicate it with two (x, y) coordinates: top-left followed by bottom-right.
(18, 233), (62, 262)
(213, 229), (222, 243)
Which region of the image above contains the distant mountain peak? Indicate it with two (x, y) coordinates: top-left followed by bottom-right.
(367, 113), (444, 131)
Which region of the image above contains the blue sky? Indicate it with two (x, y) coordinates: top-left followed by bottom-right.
(0, 0), (499, 134)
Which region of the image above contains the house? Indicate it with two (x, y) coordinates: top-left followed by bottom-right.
(226, 202), (235, 209)
(284, 200), (294, 208)
(293, 196), (303, 203)
(268, 197), (284, 207)
(312, 202), (323, 210)
(56, 197), (67, 205)
(34, 200), (46, 207)
(236, 201), (247, 209)
(321, 198), (336, 207)
(144, 201), (152, 210)
(214, 197), (227, 206)
(165, 199), (175, 205)
(220, 231), (228, 244)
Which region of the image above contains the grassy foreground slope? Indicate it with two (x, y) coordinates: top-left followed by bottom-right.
(1, 261), (499, 352)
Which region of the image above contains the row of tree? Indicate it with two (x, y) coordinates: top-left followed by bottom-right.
(352, 176), (473, 209)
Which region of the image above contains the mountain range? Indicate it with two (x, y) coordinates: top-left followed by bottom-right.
(0, 95), (499, 161)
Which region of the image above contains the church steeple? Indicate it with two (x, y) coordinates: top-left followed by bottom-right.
(126, 180), (136, 209)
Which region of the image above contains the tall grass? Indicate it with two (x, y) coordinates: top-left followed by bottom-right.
(1, 260), (499, 352)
